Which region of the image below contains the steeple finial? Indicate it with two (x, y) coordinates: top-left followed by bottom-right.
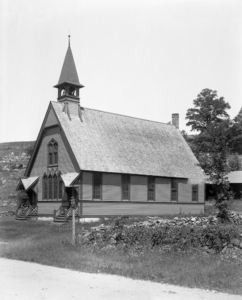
(68, 32), (71, 47)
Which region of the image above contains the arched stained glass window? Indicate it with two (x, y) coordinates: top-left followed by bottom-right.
(43, 175), (48, 200)
(59, 177), (63, 199)
(48, 140), (58, 166)
(48, 175), (53, 199)
(53, 174), (58, 199)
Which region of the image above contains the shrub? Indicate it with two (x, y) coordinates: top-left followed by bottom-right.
(84, 223), (241, 253)
(17, 189), (29, 208)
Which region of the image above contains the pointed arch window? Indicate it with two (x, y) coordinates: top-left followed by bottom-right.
(53, 174), (58, 199)
(42, 172), (63, 201)
(43, 174), (48, 200)
(48, 139), (58, 166)
(48, 175), (53, 199)
(58, 173), (63, 199)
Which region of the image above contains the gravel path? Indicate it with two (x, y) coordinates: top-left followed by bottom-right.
(0, 258), (241, 300)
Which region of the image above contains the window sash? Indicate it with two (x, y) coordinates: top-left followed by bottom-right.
(192, 184), (198, 201)
(48, 177), (53, 199)
(53, 176), (58, 199)
(43, 177), (48, 200)
(59, 179), (63, 199)
(93, 173), (102, 199)
(171, 179), (178, 201)
(148, 177), (155, 201)
(48, 140), (58, 165)
(122, 175), (130, 200)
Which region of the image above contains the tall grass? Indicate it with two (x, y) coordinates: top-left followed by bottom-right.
(0, 218), (241, 295)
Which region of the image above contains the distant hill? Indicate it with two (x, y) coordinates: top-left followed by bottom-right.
(0, 141), (35, 211)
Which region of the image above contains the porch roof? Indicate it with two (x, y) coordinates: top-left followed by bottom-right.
(61, 172), (79, 187)
(17, 176), (39, 191)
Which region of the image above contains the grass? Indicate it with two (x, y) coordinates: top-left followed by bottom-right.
(0, 218), (242, 295)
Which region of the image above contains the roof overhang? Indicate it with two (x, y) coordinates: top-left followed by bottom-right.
(61, 172), (80, 187)
(54, 81), (84, 89)
(16, 176), (39, 191)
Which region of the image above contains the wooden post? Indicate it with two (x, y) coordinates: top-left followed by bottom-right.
(71, 196), (75, 245)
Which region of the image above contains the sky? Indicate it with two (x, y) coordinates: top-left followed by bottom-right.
(0, 0), (242, 143)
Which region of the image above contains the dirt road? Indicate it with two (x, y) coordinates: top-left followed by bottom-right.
(0, 258), (241, 300)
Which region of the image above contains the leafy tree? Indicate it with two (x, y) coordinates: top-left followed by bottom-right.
(228, 153), (242, 171)
(228, 107), (242, 154)
(186, 89), (233, 221)
(186, 88), (231, 132)
(17, 189), (29, 208)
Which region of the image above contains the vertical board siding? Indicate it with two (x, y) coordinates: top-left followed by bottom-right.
(178, 179), (190, 202)
(45, 109), (58, 127)
(29, 129), (75, 202)
(130, 176), (147, 201)
(38, 202), (61, 215)
(82, 172), (93, 200)
(156, 178), (171, 202)
(199, 183), (205, 203)
(82, 202), (204, 215)
(102, 173), (121, 201)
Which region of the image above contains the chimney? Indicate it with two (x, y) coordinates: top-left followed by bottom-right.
(172, 113), (179, 129)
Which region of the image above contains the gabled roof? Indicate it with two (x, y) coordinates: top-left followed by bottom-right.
(16, 176), (39, 191)
(61, 172), (79, 187)
(51, 102), (205, 181)
(56, 46), (81, 87)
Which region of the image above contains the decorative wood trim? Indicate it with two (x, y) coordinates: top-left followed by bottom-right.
(79, 200), (204, 205)
(25, 102), (81, 177)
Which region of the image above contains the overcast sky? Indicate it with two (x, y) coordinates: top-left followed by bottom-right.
(0, 0), (242, 143)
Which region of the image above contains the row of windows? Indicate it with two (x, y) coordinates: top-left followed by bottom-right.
(92, 173), (199, 202)
(43, 173), (63, 200)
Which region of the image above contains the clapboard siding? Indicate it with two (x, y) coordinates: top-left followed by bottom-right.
(178, 179), (190, 202)
(102, 173), (121, 201)
(130, 176), (147, 201)
(155, 177), (171, 202)
(38, 202), (61, 214)
(82, 171), (93, 200)
(82, 202), (204, 215)
(45, 108), (58, 127)
(30, 128), (75, 201)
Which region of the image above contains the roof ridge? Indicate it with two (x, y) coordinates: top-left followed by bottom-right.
(51, 101), (174, 126)
(79, 104), (173, 126)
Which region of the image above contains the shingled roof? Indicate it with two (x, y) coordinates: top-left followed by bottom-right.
(51, 102), (205, 182)
(56, 46), (81, 87)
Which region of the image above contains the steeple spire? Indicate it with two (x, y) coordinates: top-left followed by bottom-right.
(54, 38), (84, 102)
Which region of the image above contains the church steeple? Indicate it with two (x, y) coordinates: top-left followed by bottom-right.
(54, 37), (84, 102)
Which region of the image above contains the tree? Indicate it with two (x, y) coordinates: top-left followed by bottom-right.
(186, 88), (231, 132)
(186, 89), (233, 221)
(228, 107), (242, 154)
(228, 153), (242, 171)
(17, 189), (29, 208)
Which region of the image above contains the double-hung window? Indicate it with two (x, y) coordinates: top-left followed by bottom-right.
(148, 177), (155, 201)
(93, 172), (102, 200)
(171, 179), (178, 201)
(122, 174), (130, 200)
(192, 184), (198, 201)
